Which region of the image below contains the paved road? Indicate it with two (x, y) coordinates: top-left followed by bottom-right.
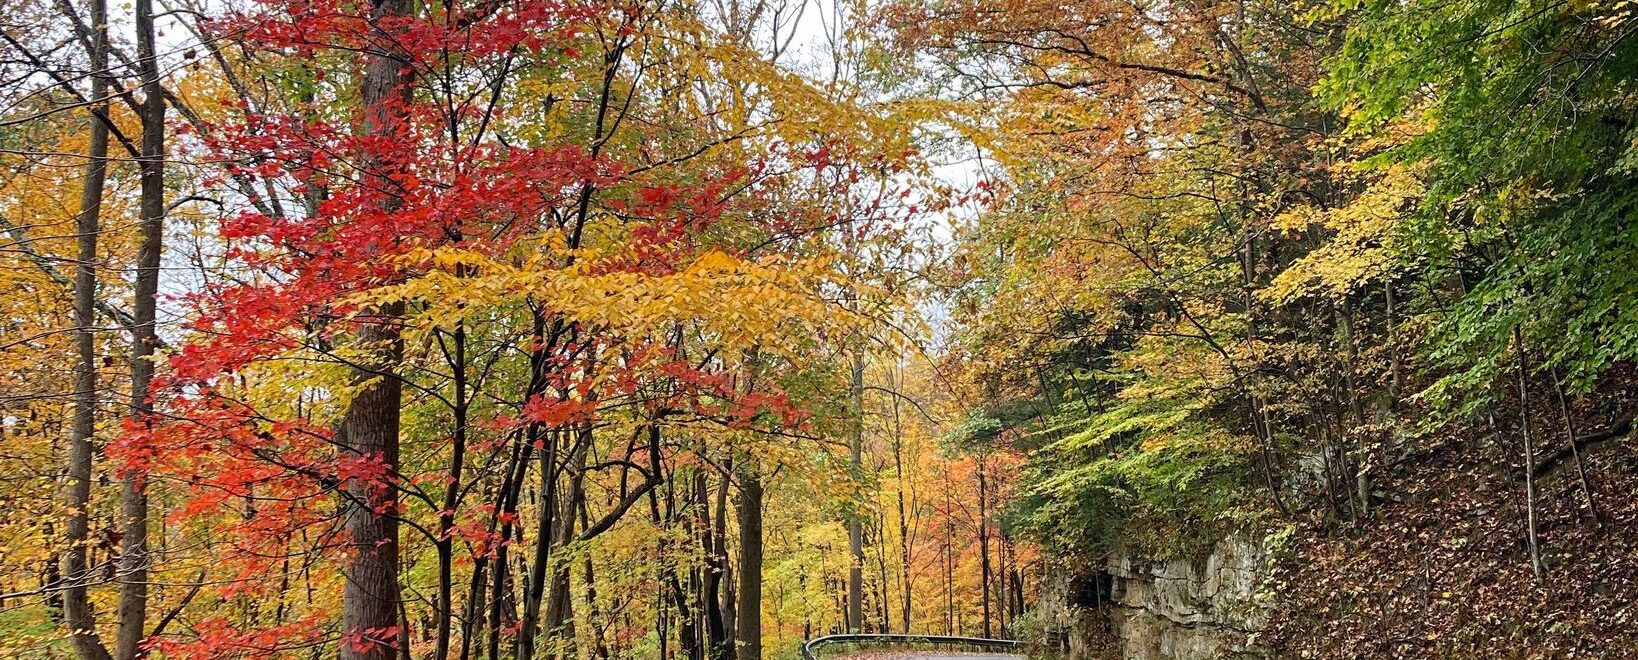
(831, 654), (1025, 659)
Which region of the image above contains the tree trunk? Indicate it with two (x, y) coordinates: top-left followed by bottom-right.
(846, 352), (864, 632)
(714, 460), (736, 659)
(539, 432), (586, 659)
(520, 426), (564, 660)
(433, 321), (468, 660)
(874, 514), (889, 633)
(1549, 368), (1599, 521)
(471, 312), (547, 660)
(943, 472), (954, 636)
(977, 458), (992, 639)
(654, 452), (698, 660)
(701, 469), (730, 660)
(1002, 566), (1015, 628)
(1512, 328), (1544, 581)
(996, 529), (1009, 636)
(578, 501), (609, 659)
(341, 0), (414, 654)
(891, 402), (912, 634)
(339, 304), (406, 660)
(117, 0), (166, 652)
(339, 309), (406, 660)
(734, 468), (763, 660)
(63, 0), (113, 653)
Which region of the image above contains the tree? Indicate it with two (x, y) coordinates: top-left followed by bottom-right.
(117, 0), (168, 651)
(734, 464), (764, 660)
(64, 0), (115, 654)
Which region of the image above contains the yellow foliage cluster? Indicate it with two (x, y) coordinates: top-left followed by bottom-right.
(357, 243), (859, 358)
(1262, 164), (1426, 304)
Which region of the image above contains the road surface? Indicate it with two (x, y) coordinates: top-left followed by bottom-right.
(830, 654), (1025, 659)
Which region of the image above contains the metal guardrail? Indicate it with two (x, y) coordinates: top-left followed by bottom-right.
(799, 633), (1022, 659)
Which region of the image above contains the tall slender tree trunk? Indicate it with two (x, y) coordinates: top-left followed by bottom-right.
(1002, 566), (1015, 628)
(977, 458), (993, 639)
(520, 426), (563, 660)
(578, 501), (609, 659)
(942, 472), (954, 636)
(1234, 127), (1289, 517)
(472, 312), (547, 660)
(894, 457), (912, 633)
(341, 0), (414, 655)
(64, 0), (113, 654)
(539, 432), (586, 659)
(117, 0), (166, 653)
(464, 418), (532, 660)
(654, 452), (699, 660)
(846, 352), (864, 632)
(1549, 368), (1599, 521)
(875, 514), (890, 633)
(433, 320), (468, 660)
(996, 529), (1009, 636)
(889, 370), (913, 634)
(713, 461), (736, 659)
(1512, 328), (1544, 581)
(734, 468), (763, 660)
(701, 469), (730, 660)
(655, 581), (669, 660)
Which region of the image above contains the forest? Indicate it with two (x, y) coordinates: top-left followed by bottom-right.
(2, 0), (1636, 658)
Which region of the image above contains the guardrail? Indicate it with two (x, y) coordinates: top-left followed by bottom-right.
(799, 633), (1022, 659)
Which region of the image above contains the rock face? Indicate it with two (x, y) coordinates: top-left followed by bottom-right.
(1037, 536), (1270, 659)
(1104, 535), (1269, 659)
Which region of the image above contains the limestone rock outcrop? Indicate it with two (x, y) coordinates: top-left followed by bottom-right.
(1037, 535), (1270, 659)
